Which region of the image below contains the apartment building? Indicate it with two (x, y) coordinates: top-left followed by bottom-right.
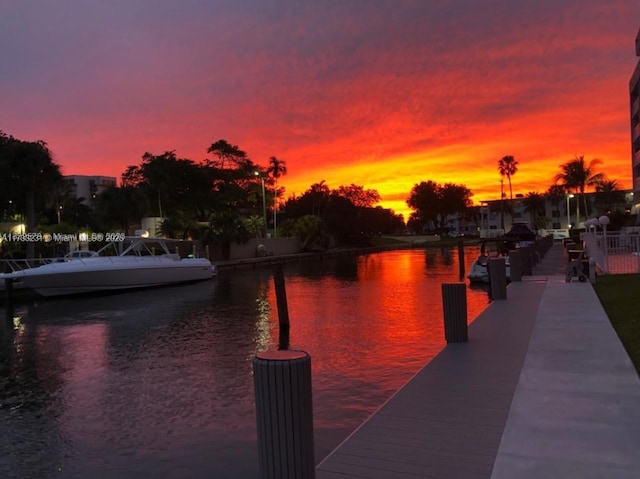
(65, 175), (117, 207)
(631, 28), (640, 205)
(454, 190), (635, 239)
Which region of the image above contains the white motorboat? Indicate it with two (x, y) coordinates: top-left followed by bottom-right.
(467, 239), (512, 284)
(0, 237), (216, 297)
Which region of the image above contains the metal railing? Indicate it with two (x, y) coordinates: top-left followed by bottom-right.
(1, 257), (58, 273)
(582, 232), (640, 274)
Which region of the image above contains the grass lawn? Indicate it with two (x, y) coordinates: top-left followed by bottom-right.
(593, 274), (640, 375)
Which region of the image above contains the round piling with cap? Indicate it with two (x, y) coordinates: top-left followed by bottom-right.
(253, 349), (315, 479)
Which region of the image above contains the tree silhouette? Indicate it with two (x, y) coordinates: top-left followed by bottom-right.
(498, 155), (518, 231)
(93, 186), (149, 235)
(207, 139), (250, 170)
(267, 156), (287, 237)
(546, 184), (567, 227)
(498, 155), (518, 200)
(0, 131), (64, 258)
(335, 184), (380, 207)
(522, 192), (546, 230)
(594, 179), (626, 215)
(407, 181), (472, 232)
(554, 156), (604, 227)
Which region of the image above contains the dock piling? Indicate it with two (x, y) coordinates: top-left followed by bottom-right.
(272, 262), (290, 349)
(489, 257), (507, 300)
(253, 350), (315, 479)
(509, 250), (522, 282)
(520, 245), (533, 276)
(457, 239), (465, 279)
(442, 283), (468, 342)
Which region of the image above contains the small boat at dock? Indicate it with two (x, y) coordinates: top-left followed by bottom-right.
(467, 238), (513, 284)
(0, 236), (216, 298)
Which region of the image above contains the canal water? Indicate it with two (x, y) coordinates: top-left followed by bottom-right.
(0, 247), (490, 478)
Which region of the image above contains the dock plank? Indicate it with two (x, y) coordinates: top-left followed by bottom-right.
(317, 243), (640, 478)
(316, 277), (546, 478)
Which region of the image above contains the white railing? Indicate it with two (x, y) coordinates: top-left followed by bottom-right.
(582, 232), (640, 274)
(0, 257), (58, 273)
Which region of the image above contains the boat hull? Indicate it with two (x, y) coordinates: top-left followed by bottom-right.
(1, 256), (215, 297)
(467, 260), (511, 283)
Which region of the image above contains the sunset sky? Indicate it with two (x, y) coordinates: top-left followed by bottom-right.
(2, 1), (640, 220)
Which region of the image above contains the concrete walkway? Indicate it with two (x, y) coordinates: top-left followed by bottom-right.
(316, 242), (640, 478)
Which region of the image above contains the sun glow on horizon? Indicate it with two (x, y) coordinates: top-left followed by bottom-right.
(2, 1), (638, 225)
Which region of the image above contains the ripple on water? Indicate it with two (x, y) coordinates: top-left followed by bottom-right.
(0, 248), (489, 478)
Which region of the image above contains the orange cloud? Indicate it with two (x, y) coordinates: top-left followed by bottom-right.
(2, 1), (639, 222)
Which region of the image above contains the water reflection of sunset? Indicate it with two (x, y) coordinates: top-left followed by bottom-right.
(2, 250), (490, 476)
(265, 249), (489, 403)
(3, 2), (639, 221)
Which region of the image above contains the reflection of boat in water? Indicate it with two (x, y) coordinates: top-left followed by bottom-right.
(0, 237), (216, 298)
(467, 239), (513, 284)
(10, 279), (219, 321)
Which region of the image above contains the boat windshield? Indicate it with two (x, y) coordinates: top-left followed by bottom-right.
(95, 237), (175, 257)
(478, 239), (515, 257)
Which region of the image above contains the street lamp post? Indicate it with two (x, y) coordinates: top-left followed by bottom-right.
(255, 172), (267, 238)
(566, 194), (574, 234)
(480, 202), (488, 238)
(273, 193), (277, 239)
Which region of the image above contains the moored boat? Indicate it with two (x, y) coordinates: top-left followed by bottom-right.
(467, 238), (513, 283)
(0, 236), (216, 298)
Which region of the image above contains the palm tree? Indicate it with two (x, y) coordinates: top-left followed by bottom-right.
(594, 179), (626, 215)
(308, 181), (330, 217)
(522, 192), (547, 231)
(546, 184), (567, 228)
(498, 156), (518, 230)
(267, 156), (287, 238)
(498, 156), (518, 200)
(244, 215), (265, 239)
(554, 156), (604, 228)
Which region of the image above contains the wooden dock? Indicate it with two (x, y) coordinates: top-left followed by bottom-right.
(316, 243), (640, 478)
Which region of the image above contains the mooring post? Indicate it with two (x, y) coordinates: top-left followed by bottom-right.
(253, 349), (315, 479)
(520, 245), (532, 276)
(489, 257), (507, 300)
(441, 283), (468, 342)
(457, 239), (465, 279)
(508, 250), (522, 282)
(530, 242), (538, 266)
(272, 262), (290, 349)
